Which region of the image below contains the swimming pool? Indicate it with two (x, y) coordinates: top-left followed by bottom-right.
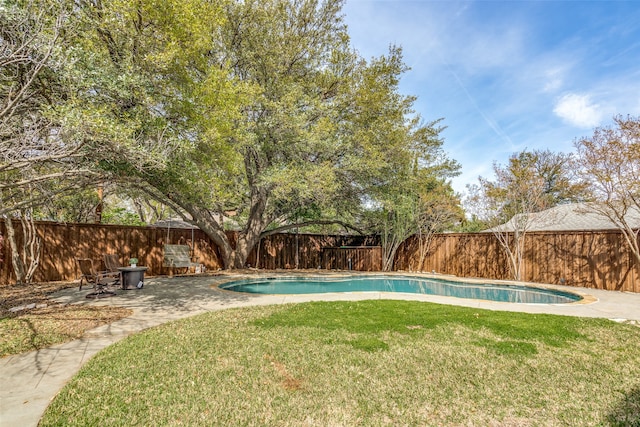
(219, 275), (583, 304)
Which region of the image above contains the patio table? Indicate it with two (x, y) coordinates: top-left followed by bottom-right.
(117, 266), (148, 290)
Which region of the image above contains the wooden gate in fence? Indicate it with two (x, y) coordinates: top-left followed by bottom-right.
(321, 246), (382, 271)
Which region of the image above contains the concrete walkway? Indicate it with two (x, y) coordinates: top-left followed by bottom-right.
(2, 272), (640, 427)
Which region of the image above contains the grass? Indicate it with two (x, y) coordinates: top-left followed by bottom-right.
(0, 282), (132, 356)
(40, 300), (640, 426)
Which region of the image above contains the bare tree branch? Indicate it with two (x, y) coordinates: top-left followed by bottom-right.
(0, 169), (96, 190)
(575, 116), (640, 267)
(0, 4), (64, 121)
(260, 220), (365, 238)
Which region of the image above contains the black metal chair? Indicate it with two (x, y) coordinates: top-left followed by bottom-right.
(75, 258), (118, 298)
(103, 254), (122, 274)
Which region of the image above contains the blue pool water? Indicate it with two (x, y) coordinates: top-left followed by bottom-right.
(220, 275), (582, 304)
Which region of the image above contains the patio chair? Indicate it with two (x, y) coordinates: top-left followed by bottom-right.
(75, 258), (118, 299)
(103, 253), (122, 273)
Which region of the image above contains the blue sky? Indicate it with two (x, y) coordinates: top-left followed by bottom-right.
(342, 0), (640, 194)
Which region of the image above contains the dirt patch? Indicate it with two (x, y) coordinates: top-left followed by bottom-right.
(1, 281), (75, 316)
(1, 281), (132, 357)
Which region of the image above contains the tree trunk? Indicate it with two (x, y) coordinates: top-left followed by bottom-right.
(493, 230), (524, 281)
(190, 212), (266, 270)
(95, 183), (104, 223)
(172, 183), (271, 270)
(213, 234), (262, 270)
(416, 230), (436, 272)
(5, 217), (26, 284)
(4, 213), (42, 284)
(21, 213), (41, 282)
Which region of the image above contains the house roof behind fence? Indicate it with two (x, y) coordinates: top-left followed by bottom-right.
(484, 202), (640, 232)
(151, 219), (199, 229)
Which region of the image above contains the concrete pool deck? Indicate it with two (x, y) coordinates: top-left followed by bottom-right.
(2, 271), (639, 427)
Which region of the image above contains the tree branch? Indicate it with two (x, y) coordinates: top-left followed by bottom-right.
(260, 219), (364, 238)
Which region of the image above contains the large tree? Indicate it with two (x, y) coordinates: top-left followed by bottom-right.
(155, 0), (366, 269)
(167, 0), (460, 269)
(64, 0), (457, 269)
(575, 115), (640, 268)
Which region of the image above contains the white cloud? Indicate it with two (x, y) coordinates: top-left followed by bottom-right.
(553, 93), (603, 128)
(544, 77), (562, 93)
(541, 65), (568, 93)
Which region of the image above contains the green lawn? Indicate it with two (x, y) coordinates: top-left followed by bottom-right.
(41, 300), (640, 426)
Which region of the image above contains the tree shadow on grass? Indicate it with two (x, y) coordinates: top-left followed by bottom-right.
(606, 385), (640, 426)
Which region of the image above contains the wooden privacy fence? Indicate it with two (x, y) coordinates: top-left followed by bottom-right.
(1, 220), (639, 293)
(394, 230), (640, 293)
(0, 220), (381, 284)
(321, 247), (382, 271)
(250, 233), (381, 270)
(0, 220), (224, 284)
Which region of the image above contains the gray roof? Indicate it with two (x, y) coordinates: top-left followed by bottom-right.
(151, 217), (241, 231)
(151, 219), (199, 229)
(484, 202), (640, 232)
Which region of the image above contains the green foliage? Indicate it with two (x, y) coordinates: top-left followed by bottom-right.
(62, 0), (208, 167)
(366, 175), (463, 270)
(34, 189), (100, 223)
(452, 216), (488, 232)
(7, 0), (464, 269)
(100, 207), (146, 226)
